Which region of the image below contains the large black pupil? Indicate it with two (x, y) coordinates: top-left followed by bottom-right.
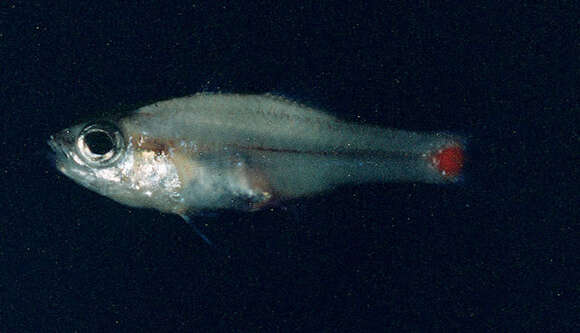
(85, 131), (114, 155)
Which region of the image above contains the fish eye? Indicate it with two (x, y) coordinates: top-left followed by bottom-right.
(77, 121), (125, 167)
(84, 131), (114, 155)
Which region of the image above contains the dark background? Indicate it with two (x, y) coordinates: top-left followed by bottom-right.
(1, 1), (578, 331)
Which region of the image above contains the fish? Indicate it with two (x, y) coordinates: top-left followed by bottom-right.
(48, 93), (464, 243)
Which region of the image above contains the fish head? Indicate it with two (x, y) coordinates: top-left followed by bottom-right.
(48, 120), (131, 200)
(48, 119), (187, 214)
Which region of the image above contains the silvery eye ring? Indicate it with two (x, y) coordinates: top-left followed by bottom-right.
(76, 121), (125, 167)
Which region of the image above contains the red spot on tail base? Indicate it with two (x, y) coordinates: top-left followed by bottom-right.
(432, 146), (464, 178)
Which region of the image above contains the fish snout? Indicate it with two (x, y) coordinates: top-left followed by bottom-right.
(47, 129), (75, 160)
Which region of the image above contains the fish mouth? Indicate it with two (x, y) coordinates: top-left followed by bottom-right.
(47, 135), (77, 174)
(47, 135), (70, 161)
(47, 135), (93, 185)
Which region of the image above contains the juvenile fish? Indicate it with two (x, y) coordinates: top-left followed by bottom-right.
(48, 93), (464, 241)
